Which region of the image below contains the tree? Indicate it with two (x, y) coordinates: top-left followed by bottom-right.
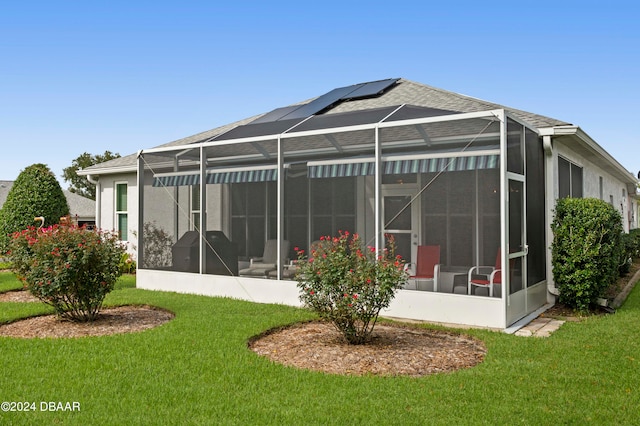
(0, 163), (70, 251)
(63, 151), (121, 200)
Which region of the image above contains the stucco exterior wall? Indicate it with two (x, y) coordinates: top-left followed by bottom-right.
(97, 172), (138, 254)
(554, 141), (631, 232)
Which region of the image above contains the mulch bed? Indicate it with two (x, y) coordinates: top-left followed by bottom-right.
(0, 305), (174, 338)
(249, 321), (486, 377)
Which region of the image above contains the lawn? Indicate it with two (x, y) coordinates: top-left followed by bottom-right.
(1, 270), (639, 425)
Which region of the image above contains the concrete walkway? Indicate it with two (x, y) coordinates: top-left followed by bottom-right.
(514, 317), (565, 337)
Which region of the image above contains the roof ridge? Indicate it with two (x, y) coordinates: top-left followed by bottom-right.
(400, 78), (569, 126)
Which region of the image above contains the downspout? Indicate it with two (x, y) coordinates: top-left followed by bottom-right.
(542, 135), (560, 297)
(86, 174), (101, 229)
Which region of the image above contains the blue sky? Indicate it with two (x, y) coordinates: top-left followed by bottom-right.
(1, 1), (638, 184)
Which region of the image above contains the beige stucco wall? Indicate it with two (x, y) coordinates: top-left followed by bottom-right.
(554, 141), (632, 232)
(97, 172), (138, 253)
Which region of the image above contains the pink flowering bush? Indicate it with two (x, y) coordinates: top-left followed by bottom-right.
(7, 223), (125, 321)
(295, 231), (407, 344)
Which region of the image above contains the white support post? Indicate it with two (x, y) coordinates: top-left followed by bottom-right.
(277, 137), (284, 280)
(199, 146), (207, 274)
(374, 125), (382, 254)
(136, 151), (145, 269)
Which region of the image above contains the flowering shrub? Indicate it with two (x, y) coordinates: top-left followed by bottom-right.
(7, 223), (125, 321)
(295, 231), (407, 344)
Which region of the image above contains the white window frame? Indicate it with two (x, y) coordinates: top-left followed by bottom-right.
(115, 181), (128, 241)
(558, 156), (583, 198)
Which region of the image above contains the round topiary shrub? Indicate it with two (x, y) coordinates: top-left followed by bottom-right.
(294, 231), (408, 344)
(0, 163), (69, 251)
(551, 197), (623, 313)
(8, 223), (125, 321)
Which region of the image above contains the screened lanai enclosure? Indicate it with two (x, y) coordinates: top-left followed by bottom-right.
(137, 106), (548, 328)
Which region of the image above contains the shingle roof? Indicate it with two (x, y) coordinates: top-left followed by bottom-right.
(327, 79), (569, 129)
(62, 190), (96, 219)
(84, 78), (570, 173)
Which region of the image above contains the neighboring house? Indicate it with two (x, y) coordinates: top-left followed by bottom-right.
(79, 78), (639, 329)
(0, 180), (96, 228)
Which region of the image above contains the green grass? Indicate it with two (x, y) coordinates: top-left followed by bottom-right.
(0, 271), (24, 292)
(1, 272), (640, 425)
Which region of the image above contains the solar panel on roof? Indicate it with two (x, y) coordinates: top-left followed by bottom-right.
(251, 106), (301, 124)
(341, 78), (399, 100)
(279, 85), (364, 121)
(248, 78), (400, 124)
(293, 106), (402, 132)
(213, 117), (304, 141)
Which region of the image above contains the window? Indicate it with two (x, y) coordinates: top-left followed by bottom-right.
(116, 183), (128, 241)
(599, 176), (604, 200)
(558, 157), (583, 198)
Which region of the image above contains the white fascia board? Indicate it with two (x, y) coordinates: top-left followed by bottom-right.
(540, 125), (638, 185)
(77, 165), (136, 176)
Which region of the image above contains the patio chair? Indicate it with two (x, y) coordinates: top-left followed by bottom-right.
(404, 245), (441, 291)
(239, 239), (290, 278)
(468, 249), (503, 297)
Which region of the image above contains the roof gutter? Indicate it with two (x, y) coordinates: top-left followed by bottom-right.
(542, 133), (559, 298)
(539, 125), (638, 185)
(77, 164), (137, 176)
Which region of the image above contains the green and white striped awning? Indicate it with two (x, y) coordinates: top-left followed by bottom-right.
(308, 154), (499, 178)
(153, 174), (200, 187)
(153, 168), (278, 187)
(152, 155), (498, 185)
(206, 168), (277, 184)
(308, 162), (376, 178)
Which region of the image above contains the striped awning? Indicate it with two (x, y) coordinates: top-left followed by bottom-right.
(153, 168), (278, 187)
(153, 174), (201, 187)
(152, 155), (498, 186)
(308, 162), (376, 178)
(206, 168), (277, 184)
(308, 155), (499, 178)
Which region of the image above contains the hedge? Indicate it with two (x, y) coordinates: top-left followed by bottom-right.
(551, 197), (623, 313)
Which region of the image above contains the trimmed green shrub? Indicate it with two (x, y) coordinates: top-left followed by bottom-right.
(551, 198), (623, 313)
(619, 229), (640, 275)
(7, 223), (125, 321)
(0, 164), (69, 251)
(294, 231), (408, 344)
